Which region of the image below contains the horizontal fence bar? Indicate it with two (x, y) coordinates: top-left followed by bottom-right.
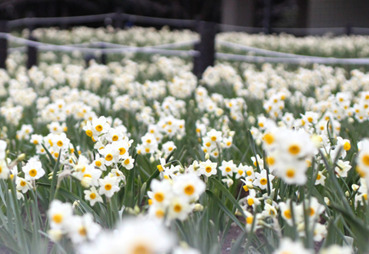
(8, 13), (115, 28)
(216, 52), (369, 65)
(8, 12), (196, 29)
(217, 40), (315, 58)
(120, 13), (196, 28)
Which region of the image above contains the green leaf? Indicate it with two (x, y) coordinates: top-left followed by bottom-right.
(206, 190), (245, 231)
(209, 177), (246, 218)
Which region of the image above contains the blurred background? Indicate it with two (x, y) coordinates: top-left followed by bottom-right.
(1, 0), (369, 34)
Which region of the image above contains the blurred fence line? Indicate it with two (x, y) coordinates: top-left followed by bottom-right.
(1, 12), (369, 76)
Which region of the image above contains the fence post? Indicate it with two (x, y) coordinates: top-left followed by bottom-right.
(263, 0), (273, 34)
(193, 21), (216, 79)
(346, 23), (352, 35)
(114, 8), (123, 29)
(0, 20), (8, 69)
(27, 33), (38, 69)
(26, 11), (37, 69)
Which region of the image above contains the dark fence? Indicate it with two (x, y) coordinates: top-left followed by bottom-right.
(2, 12), (369, 76)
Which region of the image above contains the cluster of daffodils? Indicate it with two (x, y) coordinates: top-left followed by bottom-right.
(200, 128), (234, 158)
(136, 115), (185, 158)
(218, 32), (369, 58)
(279, 198), (327, 241)
(273, 238), (353, 254)
(77, 116), (133, 203)
(15, 156), (45, 198)
(3, 25), (369, 253)
(263, 89), (289, 119)
(194, 86), (247, 122)
(240, 195), (327, 241)
(28, 26), (197, 47)
(148, 173), (205, 222)
(201, 64), (241, 87)
(78, 216), (174, 254)
(0, 140), (47, 200)
(31, 132), (75, 162)
(47, 200), (101, 244)
(261, 126), (316, 185)
(168, 72), (197, 99)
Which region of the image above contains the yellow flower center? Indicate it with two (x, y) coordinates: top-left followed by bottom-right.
(286, 169), (295, 178)
(104, 184), (112, 191)
(157, 165), (163, 172)
(184, 185), (195, 195)
(29, 169), (37, 177)
(362, 154), (369, 167)
(119, 147), (126, 155)
(78, 227), (87, 236)
(124, 159), (130, 165)
(174, 204), (182, 213)
(105, 154), (113, 161)
(288, 144), (301, 155)
(247, 198), (254, 206)
(95, 125), (103, 132)
(203, 166), (211, 173)
(357, 166), (366, 178)
(57, 141), (63, 147)
(52, 214), (63, 224)
(90, 193), (96, 199)
(95, 161), (102, 167)
(112, 135), (119, 141)
(309, 208), (315, 216)
(155, 210), (165, 218)
(132, 244), (152, 254)
(343, 142), (351, 151)
(266, 156), (275, 166)
(284, 209), (292, 219)
(20, 180), (26, 187)
(246, 217), (253, 224)
(154, 192), (164, 202)
(225, 167), (232, 172)
(263, 133), (274, 145)
(260, 178), (267, 185)
(85, 130), (93, 137)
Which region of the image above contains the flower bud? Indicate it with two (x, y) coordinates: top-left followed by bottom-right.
(193, 204), (204, 212)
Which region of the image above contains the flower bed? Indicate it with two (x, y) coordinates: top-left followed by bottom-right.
(0, 27), (368, 253)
